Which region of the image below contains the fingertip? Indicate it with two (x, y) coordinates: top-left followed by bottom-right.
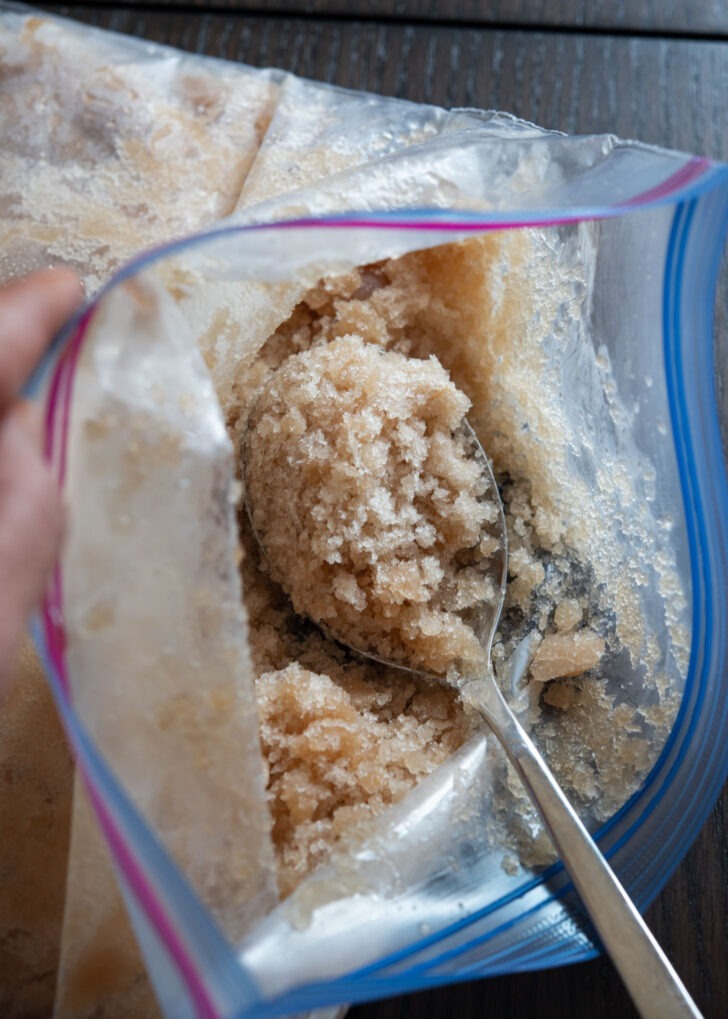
(0, 268), (85, 407)
(10, 399), (44, 451)
(0, 266), (85, 322)
(34, 266), (86, 315)
(0, 411), (65, 640)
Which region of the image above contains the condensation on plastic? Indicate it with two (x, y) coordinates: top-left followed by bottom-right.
(30, 139), (728, 1018)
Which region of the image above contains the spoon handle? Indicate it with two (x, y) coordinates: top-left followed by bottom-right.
(465, 678), (703, 1019)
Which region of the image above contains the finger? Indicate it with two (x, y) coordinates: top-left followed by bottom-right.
(11, 398), (43, 450)
(0, 403), (64, 693)
(0, 268), (84, 410)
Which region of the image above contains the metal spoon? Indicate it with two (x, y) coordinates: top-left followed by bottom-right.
(244, 415), (702, 1019)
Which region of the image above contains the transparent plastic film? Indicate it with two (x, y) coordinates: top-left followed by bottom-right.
(51, 273), (279, 1017)
(3, 5), (727, 1018)
(44, 182), (727, 1017)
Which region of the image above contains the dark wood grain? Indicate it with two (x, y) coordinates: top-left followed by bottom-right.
(42, 1), (728, 36)
(37, 6), (728, 1019)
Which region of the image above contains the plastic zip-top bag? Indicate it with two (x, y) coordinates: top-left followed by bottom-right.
(30, 134), (728, 1018)
(4, 5), (727, 1018)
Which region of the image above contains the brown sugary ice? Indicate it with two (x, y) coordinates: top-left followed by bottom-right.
(256, 661), (474, 896)
(529, 630), (605, 683)
(0, 14), (278, 292)
(554, 598), (583, 632)
(237, 453), (477, 896)
(245, 336), (501, 680)
(230, 239), (682, 890)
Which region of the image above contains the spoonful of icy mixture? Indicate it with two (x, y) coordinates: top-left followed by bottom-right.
(244, 335), (506, 681)
(243, 332), (701, 1019)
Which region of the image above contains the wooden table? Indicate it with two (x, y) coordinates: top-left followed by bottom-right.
(40, 3), (728, 1017)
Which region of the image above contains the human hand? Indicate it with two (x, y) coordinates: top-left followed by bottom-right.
(0, 269), (83, 691)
